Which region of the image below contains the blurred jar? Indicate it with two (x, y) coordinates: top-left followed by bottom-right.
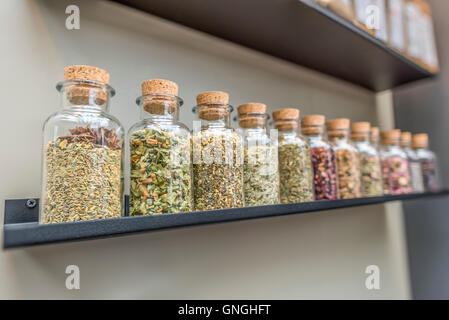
(328, 118), (362, 199)
(273, 108), (314, 203)
(380, 130), (412, 195)
(413, 133), (440, 192)
(401, 132), (424, 193)
(41, 65), (124, 224)
(129, 79), (192, 215)
(302, 115), (339, 200)
(351, 122), (383, 197)
(192, 91), (243, 210)
(370, 126), (380, 150)
(238, 103), (279, 206)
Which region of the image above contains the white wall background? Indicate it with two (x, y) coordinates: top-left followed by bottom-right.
(0, 0), (410, 299)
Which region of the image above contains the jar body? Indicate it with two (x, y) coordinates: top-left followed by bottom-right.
(278, 131), (314, 203)
(40, 81), (124, 223)
(307, 135), (339, 200)
(403, 147), (425, 193)
(242, 129), (280, 206)
(193, 126), (244, 210)
(129, 120), (192, 215)
(354, 140), (383, 197)
(329, 135), (362, 199)
(415, 148), (439, 192)
(380, 145), (412, 195)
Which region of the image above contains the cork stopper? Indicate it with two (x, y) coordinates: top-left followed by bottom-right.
(196, 91), (231, 121)
(238, 103), (267, 129)
(413, 133), (429, 149)
(141, 79), (178, 96)
(64, 65), (110, 84)
(327, 118), (350, 137)
(140, 79), (180, 115)
(370, 127), (380, 144)
(272, 108), (300, 131)
(197, 91), (229, 105)
(302, 114), (325, 135)
(381, 129), (401, 145)
(400, 132), (412, 147)
(63, 65), (110, 105)
(238, 103), (266, 115)
(272, 108), (300, 121)
(351, 122), (371, 140)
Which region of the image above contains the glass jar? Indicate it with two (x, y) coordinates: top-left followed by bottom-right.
(41, 65), (124, 224)
(273, 108), (314, 203)
(192, 91), (243, 210)
(351, 122), (383, 197)
(401, 132), (424, 193)
(370, 127), (380, 150)
(129, 79), (192, 215)
(238, 103), (279, 206)
(327, 119), (362, 199)
(302, 115), (339, 200)
(380, 130), (412, 195)
(413, 134), (440, 192)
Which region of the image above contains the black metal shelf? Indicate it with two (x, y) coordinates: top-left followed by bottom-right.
(3, 190), (448, 249)
(110, 0), (436, 91)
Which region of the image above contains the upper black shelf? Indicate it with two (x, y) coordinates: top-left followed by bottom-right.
(3, 191), (448, 249)
(111, 0), (436, 92)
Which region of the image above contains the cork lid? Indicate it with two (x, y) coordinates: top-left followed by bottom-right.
(327, 118), (350, 130)
(351, 122), (371, 133)
(63, 65), (110, 105)
(302, 114), (325, 126)
(351, 122), (371, 140)
(371, 127), (380, 137)
(413, 133), (429, 148)
(197, 91), (229, 105)
(272, 108), (300, 121)
(141, 79), (178, 96)
(381, 129), (401, 145)
(400, 132), (412, 147)
(196, 91), (231, 121)
(238, 103), (267, 115)
(64, 65), (109, 84)
(302, 114), (325, 135)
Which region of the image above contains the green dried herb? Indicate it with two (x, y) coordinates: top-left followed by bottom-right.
(243, 145), (279, 206)
(278, 140), (314, 203)
(42, 126), (122, 223)
(193, 131), (243, 210)
(359, 154), (383, 196)
(130, 128), (192, 215)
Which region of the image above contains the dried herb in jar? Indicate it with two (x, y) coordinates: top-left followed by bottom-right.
(130, 128), (192, 215)
(382, 157), (412, 195)
(359, 154), (383, 196)
(243, 145), (279, 206)
(193, 132), (244, 210)
(42, 126), (122, 223)
(311, 147), (339, 200)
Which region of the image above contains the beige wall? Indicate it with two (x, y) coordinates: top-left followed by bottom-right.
(0, 0), (409, 299)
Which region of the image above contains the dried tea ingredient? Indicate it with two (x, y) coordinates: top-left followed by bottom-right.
(42, 126), (122, 223)
(359, 153), (383, 196)
(243, 144), (280, 206)
(278, 142), (314, 203)
(130, 128), (192, 215)
(334, 149), (362, 199)
(381, 156), (412, 195)
(421, 159), (439, 192)
(193, 131), (244, 210)
(310, 147), (339, 200)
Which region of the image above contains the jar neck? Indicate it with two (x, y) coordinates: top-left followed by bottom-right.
(137, 94), (182, 122)
(197, 103), (232, 129)
(328, 129), (349, 144)
(58, 80), (114, 112)
(352, 133), (370, 144)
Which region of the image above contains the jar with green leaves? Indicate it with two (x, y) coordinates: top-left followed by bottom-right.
(192, 91), (244, 210)
(273, 108), (314, 203)
(351, 122), (383, 197)
(129, 79), (192, 215)
(238, 102), (279, 206)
